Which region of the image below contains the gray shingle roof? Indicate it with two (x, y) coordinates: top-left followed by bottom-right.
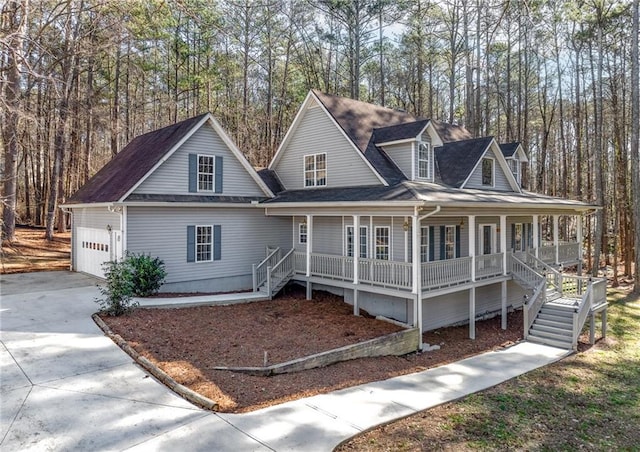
(257, 168), (284, 194)
(263, 184), (417, 203)
(500, 142), (520, 158)
(435, 137), (493, 188)
(68, 113), (209, 203)
(372, 120), (431, 144)
(125, 194), (266, 203)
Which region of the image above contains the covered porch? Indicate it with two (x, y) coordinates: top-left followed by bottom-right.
(259, 204), (586, 341)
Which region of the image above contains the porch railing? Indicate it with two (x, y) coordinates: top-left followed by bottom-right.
(310, 253), (353, 281)
(475, 253), (504, 280)
(558, 243), (580, 263)
(359, 258), (412, 289)
(524, 278), (547, 336)
(266, 248), (295, 296)
(538, 246), (556, 264)
(422, 257), (472, 289)
(252, 247), (281, 292)
(510, 254), (544, 289)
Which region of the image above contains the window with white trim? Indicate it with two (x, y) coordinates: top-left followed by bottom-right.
(508, 159), (521, 184)
(482, 157), (494, 186)
(346, 226), (368, 258)
(198, 155), (214, 191)
(196, 225), (213, 262)
(420, 226), (430, 262)
(418, 142), (433, 180)
(299, 223), (308, 244)
(375, 226), (390, 260)
(304, 153), (327, 187)
(514, 223), (523, 251)
(444, 225), (456, 260)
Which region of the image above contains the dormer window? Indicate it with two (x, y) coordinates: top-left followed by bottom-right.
(198, 155), (215, 191)
(417, 142), (433, 181)
(508, 159), (521, 184)
(482, 157), (494, 186)
(304, 153), (327, 187)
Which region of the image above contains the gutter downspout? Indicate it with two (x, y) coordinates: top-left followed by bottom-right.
(412, 205), (441, 349)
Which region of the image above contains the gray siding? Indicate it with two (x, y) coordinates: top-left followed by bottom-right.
(73, 207), (121, 230)
(126, 207), (290, 288)
(422, 281), (526, 331)
(383, 142), (413, 179)
(465, 148), (512, 191)
(273, 104), (382, 189)
(134, 122), (265, 197)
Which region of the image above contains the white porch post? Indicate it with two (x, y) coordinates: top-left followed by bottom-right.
(553, 214), (560, 265)
(412, 213), (423, 340)
(353, 214), (360, 316)
(469, 287), (476, 339)
(500, 215), (507, 275)
(533, 214), (539, 259)
(468, 215), (476, 340)
(469, 215), (476, 281)
(501, 280), (507, 330)
(305, 215), (313, 300)
(577, 214), (583, 275)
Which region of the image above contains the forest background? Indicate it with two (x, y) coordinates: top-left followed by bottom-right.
(1, 0), (639, 291)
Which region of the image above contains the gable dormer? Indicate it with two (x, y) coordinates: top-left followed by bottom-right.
(373, 120), (444, 183)
(500, 142), (528, 186)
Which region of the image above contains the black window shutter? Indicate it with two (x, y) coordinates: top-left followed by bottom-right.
(189, 154), (197, 192)
(187, 225), (195, 262)
(455, 225), (461, 258)
(439, 225), (445, 260)
(215, 156), (223, 193)
(429, 226), (435, 261)
(527, 223), (533, 249)
(213, 225), (222, 260)
(511, 223), (516, 250)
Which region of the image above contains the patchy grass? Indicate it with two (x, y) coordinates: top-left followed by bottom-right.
(338, 289), (640, 451)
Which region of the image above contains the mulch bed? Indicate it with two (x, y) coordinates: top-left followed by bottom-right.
(101, 287), (523, 413)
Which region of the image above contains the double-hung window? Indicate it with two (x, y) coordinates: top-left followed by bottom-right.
(375, 226), (390, 260)
(418, 142), (433, 180)
(299, 222), (308, 244)
(196, 225), (213, 262)
(304, 153), (327, 187)
(513, 223), (524, 251)
(420, 226), (430, 262)
(198, 155), (215, 191)
(482, 157), (494, 186)
(346, 226), (368, 258)
(508, 159), (520, 184)
(444, 225), (456, 260)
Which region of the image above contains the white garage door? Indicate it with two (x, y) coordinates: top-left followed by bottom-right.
(75, 227), (122, 278)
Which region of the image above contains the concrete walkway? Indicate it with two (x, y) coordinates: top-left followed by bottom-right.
(1, 272), (570, 451)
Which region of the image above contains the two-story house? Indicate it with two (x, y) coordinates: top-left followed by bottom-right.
(66, 90), (607, 350)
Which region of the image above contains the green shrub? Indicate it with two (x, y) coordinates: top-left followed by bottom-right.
(95, 252), (166, 316)
(126, 252), (167, 297)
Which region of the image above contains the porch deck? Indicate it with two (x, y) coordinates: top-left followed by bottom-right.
(288, 242), (580, 296)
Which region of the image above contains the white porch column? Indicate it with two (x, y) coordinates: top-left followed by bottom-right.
(533, 214), (539, 259)
(500, 215), (507, 275)
(553, 214), (560, 265)
(305, 215), (313, 300)
(468, 213), (477, 340)
(501, 280), (507, 330)
(353, 214), (360, 316)
(469, 215), (476, 281)
(577, 214), (584, 275)
(412, 213), (423, 338)
(469, 287), (476, 339)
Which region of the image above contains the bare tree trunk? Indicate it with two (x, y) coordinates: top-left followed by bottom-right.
(631, 0), (640, 293)
(1, 0), (28, 242)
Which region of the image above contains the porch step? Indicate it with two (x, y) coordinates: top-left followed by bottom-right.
(546, 290), (561, 302)
(527, 333), (573, 350)
(530, 323), (572, 338)
(535, 317), (572, 329)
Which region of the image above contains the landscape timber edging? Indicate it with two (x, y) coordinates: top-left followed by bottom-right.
(212, 327), (421, 376)
(92, 313), (219, 411)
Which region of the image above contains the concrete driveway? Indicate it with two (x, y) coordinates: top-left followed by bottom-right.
(1, 272), (569, 451)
